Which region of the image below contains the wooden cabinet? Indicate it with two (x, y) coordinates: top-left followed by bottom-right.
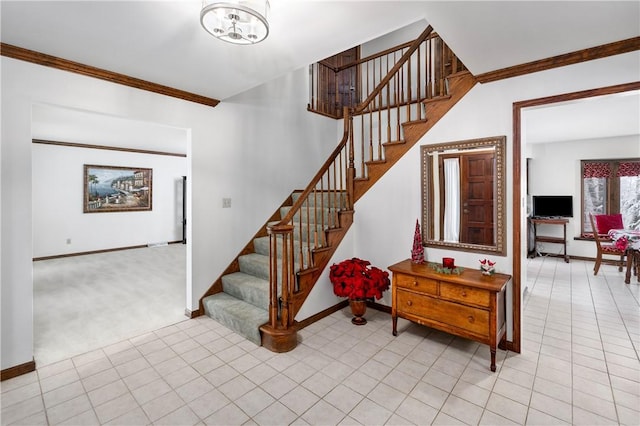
(389, 259), (511, 371)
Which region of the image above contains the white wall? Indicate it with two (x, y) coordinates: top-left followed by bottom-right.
(527, 135), (640, 258)
(32, 143), (187, 257)
(2, 48), (638, 372)
(360, 20), (426, 58)
(344, 52), (640, 330)
(1, 57), (337, 370)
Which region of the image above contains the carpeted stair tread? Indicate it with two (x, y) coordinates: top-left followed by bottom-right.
(238, 253), (270, 280)
(291, 191), (347, 208)
(204, 192), (327, 348)
(280, 206), (337, 226)
(202, 292), (268, 346)
(253, 236), (270, 256)
(221, 272), (269, 310)
(253, 236), (311, 266)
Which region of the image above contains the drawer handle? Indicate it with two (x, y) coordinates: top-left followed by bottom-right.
(461, 291), (467, 297)
(406, 300), (413, 306)
(467, 315), (475, 323)
(413, 280), (419, 287)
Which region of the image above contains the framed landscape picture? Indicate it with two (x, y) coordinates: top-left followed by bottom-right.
(84, 165), (152, 213)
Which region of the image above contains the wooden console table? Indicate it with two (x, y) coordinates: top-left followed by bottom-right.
(389, 259), (510, 372)
(531, 218), (569, 262)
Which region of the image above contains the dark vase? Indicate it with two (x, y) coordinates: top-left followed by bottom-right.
(349, 299), (367, 325)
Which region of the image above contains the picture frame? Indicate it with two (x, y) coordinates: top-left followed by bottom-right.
(84, 164), (152, 213)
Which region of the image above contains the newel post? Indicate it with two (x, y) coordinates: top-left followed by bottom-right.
(261, 223), (298, 352)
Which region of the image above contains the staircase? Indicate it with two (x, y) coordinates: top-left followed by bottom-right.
(201, 191), (344, 345)
(200, 25), (477, 351)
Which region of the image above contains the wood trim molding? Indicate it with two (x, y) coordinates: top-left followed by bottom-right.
(368, 300), (391, 314)
(295, 300), (349, 330)
(1, 359), (36, 381)
(185, 308), (203, 318)
(1, 42), (220, 108)
(477, 37), (640, 83)
(33, 139), (186, 158)
(33, 241), (184, 261)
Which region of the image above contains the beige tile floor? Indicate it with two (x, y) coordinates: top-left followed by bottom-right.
(2, 256), (639, 425)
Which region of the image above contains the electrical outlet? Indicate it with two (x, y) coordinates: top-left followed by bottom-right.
(66, 238), (71, 244)
(222, 198), (231, 208)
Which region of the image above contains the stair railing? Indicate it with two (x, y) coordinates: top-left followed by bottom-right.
(266, 110), (353, 330)
(265, 24), (467, 337)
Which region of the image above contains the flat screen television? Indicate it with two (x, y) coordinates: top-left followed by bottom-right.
(532, 195), (573, 218)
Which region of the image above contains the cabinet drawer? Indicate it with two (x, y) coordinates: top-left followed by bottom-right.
(395, 273), (437, 295)
(397, 290), (489, 336)
(440, 282), (490, 307)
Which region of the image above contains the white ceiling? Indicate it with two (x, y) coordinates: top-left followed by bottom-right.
(523, 91), (640, 145)
(2, 1), (639, 144)
(2, 1), (639, 101)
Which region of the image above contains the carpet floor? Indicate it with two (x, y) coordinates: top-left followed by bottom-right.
(33, 244), (187, 367)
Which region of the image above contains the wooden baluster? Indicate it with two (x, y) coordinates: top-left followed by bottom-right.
(312, 188), (318, 250)
(334, 157), (339, 224)
(368, 104), (373, 167)
(427, 38), (432, 99)
(347, 110), (355, 211)
(303, 192), (309, 269)
(416, 43), (422, 120)
(386, 54), (391, 144)
(334, 158), (340, 224)
(309, 64), (318, 111)
(407, 51), (412, 122)
(320, 176), (325, 243)
(440, 36), (445, 96)
(396, 64), (401, 142)
(327, 173), (332, 229)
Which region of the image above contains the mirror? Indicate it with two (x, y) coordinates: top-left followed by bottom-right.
(421, 135), (506, 255)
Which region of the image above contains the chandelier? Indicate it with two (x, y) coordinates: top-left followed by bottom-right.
(200, 1), (270, 45)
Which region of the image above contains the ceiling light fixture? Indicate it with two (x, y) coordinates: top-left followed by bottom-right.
(200, 1), (270, 45)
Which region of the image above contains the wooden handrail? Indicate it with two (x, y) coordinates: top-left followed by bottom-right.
(335, 40), (413, 72)
(354, 25), (433, 114)
(272, 109), (352, 228)
(334, 32), (440, 73)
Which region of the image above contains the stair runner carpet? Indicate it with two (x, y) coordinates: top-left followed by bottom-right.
(202, 191), (340, 345)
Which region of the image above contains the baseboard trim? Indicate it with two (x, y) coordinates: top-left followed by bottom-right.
(296, 300), (349, 330)
(533, 253), (622, 266)
(368, 300), (391, 314)
(33, 241), (184, 261)
(1, 359), (36, 381)
(185, 308), (203, 318)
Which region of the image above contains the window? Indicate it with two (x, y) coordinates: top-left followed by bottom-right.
(582, 159), (640, 233)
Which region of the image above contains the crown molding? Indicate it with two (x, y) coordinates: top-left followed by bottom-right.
(1, 43), (220, 108)
(32, 139), (186, 158)
(476, 37), (640, 83)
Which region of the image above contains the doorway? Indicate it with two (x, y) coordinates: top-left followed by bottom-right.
(511, 81), (640, 354)
(31, 105), (191, 366)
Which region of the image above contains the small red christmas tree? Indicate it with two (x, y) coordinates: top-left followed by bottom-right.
(411, 219), (425, 263)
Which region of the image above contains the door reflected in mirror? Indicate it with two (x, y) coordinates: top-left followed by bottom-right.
(421, 136), (506, 255)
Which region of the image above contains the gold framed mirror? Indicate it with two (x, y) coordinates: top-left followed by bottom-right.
(421, 135), (506, 255)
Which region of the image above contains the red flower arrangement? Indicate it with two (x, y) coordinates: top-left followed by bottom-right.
(329, 258), (391, 300)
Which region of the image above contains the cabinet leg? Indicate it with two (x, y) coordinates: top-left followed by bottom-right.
(392, 316), (398, 336)
(490, 348), (496, 372)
